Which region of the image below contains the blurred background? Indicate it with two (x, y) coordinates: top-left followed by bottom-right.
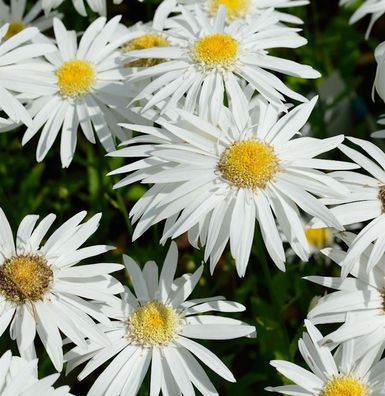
(1, 0), (384, 394)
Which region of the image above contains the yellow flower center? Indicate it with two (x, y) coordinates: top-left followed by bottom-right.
(57, 60), (96, 97)
(128, 301), (179, 346)
(208, 0), (251, 20)
(305, 228), (333, 249)
(123, 34), (170, 68)
(5, 22), (25, 40)
(322, 376), (370, 396)
(218, 140), (279, 190)
(193, 33), (239, 71)
(0, 254), (53, 304)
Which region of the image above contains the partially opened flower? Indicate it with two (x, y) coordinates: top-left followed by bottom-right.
(21, 16), (136, 167)
(0, 208), (124, 371)
(0, 23), (55, 126)
(0, 0), (60, 39)
(66, 242), (256, 395)
(306, 231), (385, 350)
(267, 320), (385, 395)
(108, 96), (354, 276)
(42, 0), (123, 17)
(125, 6), (320, 120)
(0, 350), (73, 395)
(340, 0), (385, 38)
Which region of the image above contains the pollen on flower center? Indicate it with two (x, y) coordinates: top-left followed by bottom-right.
(208, 0), (251, 20)
(322, 376), (370, 396)
(305, 228), (332, 249)
(193, 34), (239, 71)
(218, 140), (279, 190)
(0, 254), (53, 304)
(5, 22), (25, 40)
(123, 34), (170, 68)
(57, 60), (96, 98)
(128, 301), (179, 346)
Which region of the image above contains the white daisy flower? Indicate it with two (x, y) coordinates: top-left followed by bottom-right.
(124, 6), (320, 119)
(267, 319), (385, 395)
(311, 137), (385, 277)
(0, 0), (60, 40)
(0, 350), (73, 395)
(0, 23), (55, 126)
(21, 16), (137, 168)
(306, 231), (385, 350)
(108, 96), (355, 276)
(161, 0), (309, 26)
(0, 208), (124, 371)
(65, 242), (256, 395)
(42, 0), (123, 17)
(340, 0), (385, 38)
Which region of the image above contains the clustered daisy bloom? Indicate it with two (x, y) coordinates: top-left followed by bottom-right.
(66, 242), (256, 395)
(125, 5), (320, 119)
(109, 96), (354, 276)
(267, 320), (385, 395)
(0, 208), (123, 371)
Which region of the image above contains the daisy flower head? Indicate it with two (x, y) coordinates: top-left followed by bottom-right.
(125, 5), (320, 120)
(0, 350), (73, 395)
(311, 137), (385, 277)
(306, 231), (385, 350)
(108, 96), (355, 277)
(0, 23), (55, 126)
(21, 16), (136, 168)
(340, 0), (385, 38)
(42, 0), (123, 17)
(163, 0), (309, 26)
(267, 319), (385, 395)
(0, 0), (60, 40)
(0, 208), (124, 371)
(65, 242), (256, 396)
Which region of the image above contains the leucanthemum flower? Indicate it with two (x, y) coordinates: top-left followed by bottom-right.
(267, 319), (385, 395)
(42, 0), (123, 17)
(0, 24), (55, 126)
(21, 16), (137, 168)
(340, 0), (385, 38)
(0, 0), (60, 40)
(311, 137), (385, 277)
(0, 208), (124, 371)
(125, 5), (320, 120)
(0, 350), (73, 395)
(162, 0), (309, 26)
(65, 242), (256, 396)
(306, 231), (385, 350)
(108, 96), (354, 276)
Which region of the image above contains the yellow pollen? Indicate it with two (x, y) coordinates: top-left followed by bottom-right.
(5, 22), (25, 40)
(305, 228), (333, 249)
(128, 301), (179, 346)
(57, 60), (96, 97)
(208, 0), (251, 20)
(322, 376), (370, 396)
(218, 140), (279, 190)
(123, 34), (170, 68)
(0, 254), (53, 304)
(193, 33), (239, 71)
